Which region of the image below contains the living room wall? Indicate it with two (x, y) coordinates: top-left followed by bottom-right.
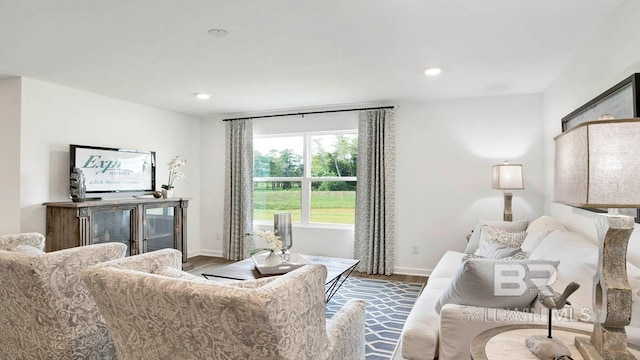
(200, 93), (546, 275)
(16, 78), (203, 257)
(394, 95), (545, 274)
(0, 77), (22, 234)
(542, 0), (640, 265)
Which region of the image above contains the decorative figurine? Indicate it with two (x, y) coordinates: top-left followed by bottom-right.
(69, 167), (86, 202)
(526, 282), (580, 360)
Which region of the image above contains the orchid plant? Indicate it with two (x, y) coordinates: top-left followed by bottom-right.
(248, 230), (283, 256)
(161, 156), (186, 190)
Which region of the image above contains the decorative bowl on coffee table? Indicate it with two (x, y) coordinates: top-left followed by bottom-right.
(251, 252), (310, 275)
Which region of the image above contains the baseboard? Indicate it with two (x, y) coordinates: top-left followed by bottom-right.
(188, 249), (223, 258)
(393, 266), (432, 277)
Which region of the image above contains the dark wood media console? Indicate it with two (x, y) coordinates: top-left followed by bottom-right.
(43, 198), (191, 269)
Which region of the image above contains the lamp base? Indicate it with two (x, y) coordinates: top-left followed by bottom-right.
(503, 192), (513, 222)
(575, 213), (636, 360)
(576, 335), (636, 360)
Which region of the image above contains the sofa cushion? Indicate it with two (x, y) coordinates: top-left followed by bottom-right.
(627, 262), (640, 328)
(400, 277), (451, 360)
(475, 225), (527, 257)
(429, 251), (467, 280)
(465, 219), (528, 254)
(435, 258), (559, 314)
(529, 230), (598, 321)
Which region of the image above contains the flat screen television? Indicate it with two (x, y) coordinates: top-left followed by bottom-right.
(70, 144), (156, 193)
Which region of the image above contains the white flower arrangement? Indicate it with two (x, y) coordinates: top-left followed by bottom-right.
(248, 230), (283, 255)
(161, 156), (186, 190)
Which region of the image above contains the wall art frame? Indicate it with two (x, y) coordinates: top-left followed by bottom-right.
(561, 73), (640, 222)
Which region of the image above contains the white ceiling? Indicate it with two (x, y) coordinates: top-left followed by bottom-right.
(0, 0), (625, 118)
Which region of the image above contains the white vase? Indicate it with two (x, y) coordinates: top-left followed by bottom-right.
(264, 251), (281, 266)
(161, 189), (174, 199)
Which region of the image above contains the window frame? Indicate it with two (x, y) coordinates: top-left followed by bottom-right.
(253, 129), (357, 229)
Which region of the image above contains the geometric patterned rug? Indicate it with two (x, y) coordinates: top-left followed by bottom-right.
(325, 277), (424, 360)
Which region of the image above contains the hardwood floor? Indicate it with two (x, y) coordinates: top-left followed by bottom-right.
(187, 255), (427, 284)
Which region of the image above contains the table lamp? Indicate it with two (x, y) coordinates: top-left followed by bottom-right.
(554, 118), (640, 359)
(492, 162), (524, 221)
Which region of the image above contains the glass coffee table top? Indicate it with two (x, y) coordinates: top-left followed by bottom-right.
(200, 254), (359, 302)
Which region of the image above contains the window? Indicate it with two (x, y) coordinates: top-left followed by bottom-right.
(253, 131), (357, 226)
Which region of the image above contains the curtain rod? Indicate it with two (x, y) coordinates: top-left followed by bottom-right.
(222, 105), (395, 121)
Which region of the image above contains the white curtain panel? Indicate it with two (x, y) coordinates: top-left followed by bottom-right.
(354, 109), (396, 275)
(223, 119), (254, 260)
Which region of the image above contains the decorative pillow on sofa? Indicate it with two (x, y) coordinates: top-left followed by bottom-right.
(463, 243), (528, 261)
(484, 242), (526, 259)
(435, 258), (559, 314)
(525, 215), (567, 234)
(474, 225), (527, 257)
(520, 216), (567, 254)
(528, 230), (598, 321)
(465, 219), (528, 254)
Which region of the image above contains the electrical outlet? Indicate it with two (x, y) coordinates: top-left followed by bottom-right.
(411, 244), (420, 254)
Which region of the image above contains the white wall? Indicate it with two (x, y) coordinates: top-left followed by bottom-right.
(19, 78), (203, 256)
(394, 95), (545, 275)
(199, 96), (546, 275)
(199, 117), (226, 256)
(0, 77), (22, 234)
(542, 0), (640, 264)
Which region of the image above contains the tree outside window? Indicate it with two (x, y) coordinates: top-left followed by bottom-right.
(253, 132), (357, 225)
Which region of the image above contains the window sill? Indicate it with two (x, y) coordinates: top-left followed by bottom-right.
(253, 220), (354, 231)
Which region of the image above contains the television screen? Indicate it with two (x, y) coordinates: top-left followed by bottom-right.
(70, 144), (156, 193)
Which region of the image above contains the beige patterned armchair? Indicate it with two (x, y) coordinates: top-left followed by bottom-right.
(83, 249), (366, 360)
(0, 233), (127, 360)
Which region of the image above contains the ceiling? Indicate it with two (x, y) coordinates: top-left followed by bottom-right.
(0, 0), (625, 118)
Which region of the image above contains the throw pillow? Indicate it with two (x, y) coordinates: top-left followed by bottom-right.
(484, 242), (524, 259)
(521, 230), (554, 254)
(463, 250), (528, 262)
(464, 219), (529, 254)
(525, 215), (567, 234)
(528, 230), (598, 321)
(474, 225), (527, 257)
(435, 258), (559, 314)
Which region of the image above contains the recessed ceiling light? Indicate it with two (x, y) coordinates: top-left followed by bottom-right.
(195, 93), (211, 100)
(424, 67), (442, 76)
(208, 28), (230, 38)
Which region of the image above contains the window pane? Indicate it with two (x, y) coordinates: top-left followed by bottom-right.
(310, 181), (356, 224)
(254, 136), (304, 177)
(253, 181), (301, 222)
(311, 134), (357, 177)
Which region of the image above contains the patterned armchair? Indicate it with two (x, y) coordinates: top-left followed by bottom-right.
(0, 234), (127, 360)
(83, 249), (366, 360)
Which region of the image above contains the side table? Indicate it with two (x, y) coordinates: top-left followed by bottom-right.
(470, 324), (640, 359)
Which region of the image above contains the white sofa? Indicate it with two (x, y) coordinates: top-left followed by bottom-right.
(392, 215), (640, 360)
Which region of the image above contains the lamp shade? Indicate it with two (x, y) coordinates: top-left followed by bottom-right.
(554, 118), (640, 208)
(492, 164), (524, 190)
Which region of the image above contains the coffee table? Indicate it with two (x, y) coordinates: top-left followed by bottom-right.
(200, 254), (359, 302)
(470, 324), (640, 359)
